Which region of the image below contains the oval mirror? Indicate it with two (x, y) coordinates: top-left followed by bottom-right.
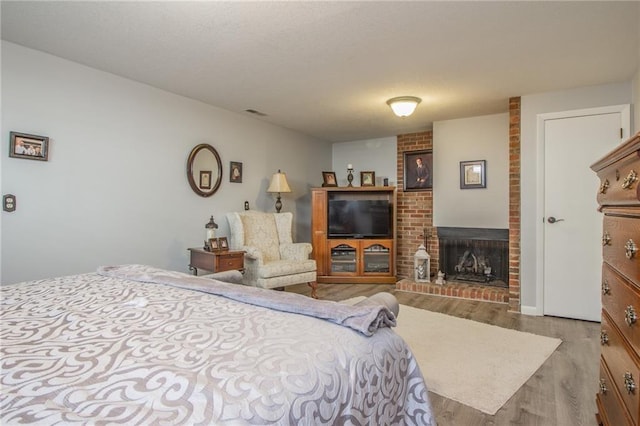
(187, 143), (222, 197)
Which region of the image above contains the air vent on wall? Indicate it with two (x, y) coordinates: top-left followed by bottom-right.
(245, 109), (267, 116)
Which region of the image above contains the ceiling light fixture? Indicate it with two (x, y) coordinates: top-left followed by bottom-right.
(386, 96), (422, 117)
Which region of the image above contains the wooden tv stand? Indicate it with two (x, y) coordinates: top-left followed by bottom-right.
(311, 186), (396, 284)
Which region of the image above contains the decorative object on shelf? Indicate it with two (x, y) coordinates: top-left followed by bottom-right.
(9, 131), (49, 161)
(187, 143), (222, 197)
(199, 170), (212, 189)
(414, 244), (431, 283)
(403, 149), (432, 191)
(383, 178), (389, 186)
(230, 161), (242, 183)
(460, 160), (486, 189)
(322, 171), (338, 187)
(267, 169), (292, 213)
(218, 237), (229, 250)
(204, 216), (218, 251)
(360, 171), (376, 187)
(386, 96), (421, 117)
(347, 164), (354, 187)
(436, 270), (446, 285)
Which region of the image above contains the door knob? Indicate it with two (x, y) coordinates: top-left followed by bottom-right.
(547, 217), (565, 224)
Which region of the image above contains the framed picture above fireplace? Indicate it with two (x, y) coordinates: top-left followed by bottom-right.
(460, 160), (486, 189)
(403, 149), (432, 191)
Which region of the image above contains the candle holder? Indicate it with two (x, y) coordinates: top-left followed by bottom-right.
(347, 167), (354, 187)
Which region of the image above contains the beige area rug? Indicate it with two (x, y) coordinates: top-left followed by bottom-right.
(344, 297), (562, 415)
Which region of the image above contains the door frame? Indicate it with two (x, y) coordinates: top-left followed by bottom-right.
(534, 104), (631, 316)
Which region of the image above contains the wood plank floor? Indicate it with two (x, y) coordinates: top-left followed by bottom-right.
(287, 283), (601, 426)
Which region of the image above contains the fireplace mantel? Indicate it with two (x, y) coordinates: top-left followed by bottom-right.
(437, 227), (508, 242)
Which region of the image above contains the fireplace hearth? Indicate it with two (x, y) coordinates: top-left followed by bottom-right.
(438, 227), (508, 288)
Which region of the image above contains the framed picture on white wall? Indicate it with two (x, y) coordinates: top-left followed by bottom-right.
(460, 160), (486, 189)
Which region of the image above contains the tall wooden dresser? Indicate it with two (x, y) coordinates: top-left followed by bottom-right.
(592, 131), (640, 426)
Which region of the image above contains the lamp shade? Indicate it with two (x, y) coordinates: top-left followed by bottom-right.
(386, 96), (422, 117)
(267, 170), (291, 193)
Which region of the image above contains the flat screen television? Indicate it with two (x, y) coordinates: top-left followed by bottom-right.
(327, 196), (392, 238)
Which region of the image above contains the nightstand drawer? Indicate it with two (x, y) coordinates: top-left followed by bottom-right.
(215, 252), (244, 271)
(188, 248), (245, 275)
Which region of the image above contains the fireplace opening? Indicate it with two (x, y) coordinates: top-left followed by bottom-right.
(437, 227), (508, 288)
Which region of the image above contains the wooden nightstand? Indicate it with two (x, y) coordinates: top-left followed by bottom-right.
(188, 248), (245, 275)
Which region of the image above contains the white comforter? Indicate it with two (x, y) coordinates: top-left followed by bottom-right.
(1, 265), (435, 425)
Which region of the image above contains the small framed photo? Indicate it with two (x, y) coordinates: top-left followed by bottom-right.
(403, 149), (432, 191)
(209, 238), (220, 251)
(9, 131), (49, 161)
(460, 160), (486, 189)
(218, 237), (229, 250)
(200, 171), (212, 189)
(360, 171), (375, 187)
(230, 161), (242, 183)
(322, 171), (337, 187)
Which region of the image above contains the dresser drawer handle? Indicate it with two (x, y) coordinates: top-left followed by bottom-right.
(599, 179), (609, 194)
(600, 378), (607, 394)
(602, 232), (611, 246)
(625, 372), (636, 394)
(625, 305), (637, 326)
(625, 239), (637, 260)
(602, 280), (610, 295)
(600, 331), (609, 345)
(622, 169), (638, 189)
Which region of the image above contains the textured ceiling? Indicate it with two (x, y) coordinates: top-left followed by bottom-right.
(2, 1), (639, 142)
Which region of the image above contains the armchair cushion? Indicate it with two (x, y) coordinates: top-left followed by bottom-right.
(256, 259), (317, 279)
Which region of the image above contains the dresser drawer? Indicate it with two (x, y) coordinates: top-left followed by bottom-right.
(603, 213), (640, 285)
(601, 312), (640, 424)
(598, 359), (634, 426)
(602, 263), (640, 354)
(595, 148), (640, 207)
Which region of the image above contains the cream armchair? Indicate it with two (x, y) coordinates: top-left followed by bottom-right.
(226, 211), (318, 298)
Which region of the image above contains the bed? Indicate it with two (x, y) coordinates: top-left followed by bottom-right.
(1, 265), (435, 425)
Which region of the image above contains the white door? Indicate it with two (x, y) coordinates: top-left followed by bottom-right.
(542, 110), (627, 321)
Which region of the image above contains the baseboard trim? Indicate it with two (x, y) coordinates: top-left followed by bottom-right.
(521, 305), (541, 316)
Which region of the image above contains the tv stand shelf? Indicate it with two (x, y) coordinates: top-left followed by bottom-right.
(311, 186), (396, 284)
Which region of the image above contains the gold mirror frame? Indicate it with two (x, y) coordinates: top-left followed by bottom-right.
(187, 143), (222, 197)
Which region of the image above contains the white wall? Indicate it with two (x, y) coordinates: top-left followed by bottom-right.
(520, 82), (633, 310)
(331, 137), (397, 187)
(433, 114), (509, 229)
(1, 42), (332, 284)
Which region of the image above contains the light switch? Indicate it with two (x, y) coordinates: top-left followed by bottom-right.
(3, 194), (16, 212)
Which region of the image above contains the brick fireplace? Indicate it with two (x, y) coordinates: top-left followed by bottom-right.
(438, 227), (508, 287)
(394, 97), (521, 311)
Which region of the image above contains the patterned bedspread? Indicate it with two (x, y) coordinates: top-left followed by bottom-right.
(1, 266), (435, 425)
